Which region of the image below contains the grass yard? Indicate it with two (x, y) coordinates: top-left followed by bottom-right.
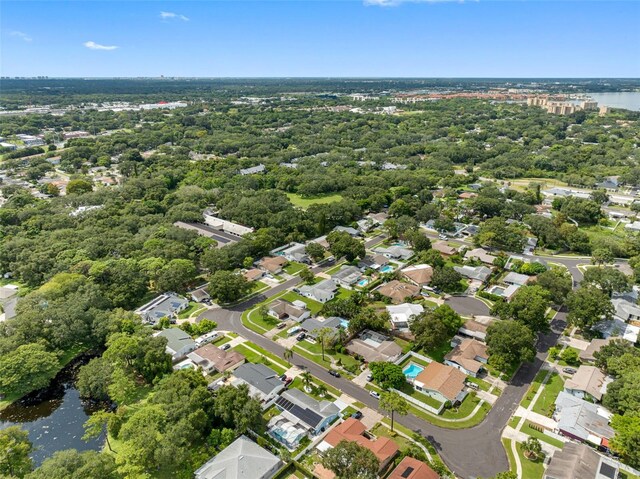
(212, 335), (232, 347)
(286, 192), (343, 209)
(465, 375), (492, 392)
(398, 383), (445, 409)
(516, 442), (545, 479)
(404, 393), (491, 429)
(521, 370), (548, 408)
(532, 372), (564, 417)
(523, 420), (564, 448)
(398, 354), (431, 369)
(420, 342), (454, 363)
(323, 262), (347, 276)
(231, 343), (288, 375)
(509, 416), (522, 429)
(284, 262), (307, 275)
(250, 280), (269, 293)
(281, 291), (324, 314)
(177, 301), (201, 319)
(502, 439), (517, 475)
(370, 423), (413, 450)
(394, 337), (414, 354)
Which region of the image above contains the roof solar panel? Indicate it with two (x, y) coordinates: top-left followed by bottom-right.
(275, 396), (323, 428)
(401, 466), (414, 478)
(599, 462), (616, 479)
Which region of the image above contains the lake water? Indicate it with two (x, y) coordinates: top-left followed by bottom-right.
(589, 92), (640, 111)
(0, 356), (105, 466)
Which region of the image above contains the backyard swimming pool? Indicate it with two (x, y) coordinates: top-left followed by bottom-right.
(380, 265), (394, 273)
(403, 363), (424, 379)
(357, 278), (370, 287)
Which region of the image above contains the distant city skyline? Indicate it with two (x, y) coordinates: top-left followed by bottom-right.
(2, 1), (639, 78)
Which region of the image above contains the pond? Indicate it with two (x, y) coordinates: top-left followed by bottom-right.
(0, 355), (105, 466)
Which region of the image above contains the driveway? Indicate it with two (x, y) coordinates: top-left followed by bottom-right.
(445, 295), (490, 317)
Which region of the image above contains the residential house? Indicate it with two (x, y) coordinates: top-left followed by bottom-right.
(300, 316), (345, 340)
(187, 344), (245, 374)
(0, 285), (19, 321)
(358, 254), (389, 271)
(231, 363), (285, 406)
(413, 362), (467, 404)
(333, 226), (361, 237)
(307, 235), (330, 250)
(268, 299), (310, 322)
(564, 366), (610, 403)
(373, 245), (414, 261)
(190, 288), (210, 303)
(298, 279), (337, 303)
(544, 443), (619, 479)
(553, 392), (614, 447)
(203, 210), (254, 236)
(458, 191), (477, 200)
(401, 264), (434, 287)
(454, 265), (492, 283)
(464, 248), (497, 265)
(524, 237), (538, 255)
(388, 457), (439, 479)
(432, 241), (458, 256)
(244, 268), (265, 282)
(136, 293), (189, 325)
(194, 435), (282, 479)
(376, 280), (420, 304)
(156, 328), (197, 362)
(318, 418), (399, 472)
(387, 303), (424, 331)
(258, 256), (288, 275)
(368, 212), (388, 224)
(612, 298), (640, 322)
(269, 388), (340, 449)
(505, 255), (547, 270)
(346, 329), (402, 363)
(356, 217), (379, 233)
(239, 164), (266, 175)
(458, 317), (493, 342)
(579, 338), (616, 363)
(597, 177), (619, 191)
(503, 272), (532, 286)
(444, 339), (489, 377)
(594, 317), (639, 344)
(331, 266), (362, 288)
(277, 243), (309, 264)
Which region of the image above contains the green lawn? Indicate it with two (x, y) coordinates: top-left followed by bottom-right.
(465, 375), (492, 392)
(249, 280), (269, 293)
(286, 192), (344, 209)
(284, 262), (306, 275)
(371, 423), (413, 450)
(521, 370), (548, 408)
(398, 354), (431, 369)
(420, 342), (453, 363)
(405, 393), (491, 429)
(231, 343), (288, 375)
(398, 382), (444, 409)
(509, 416), (522, 429)
(280, 291), (324, 314)
(523, 420), (564, 448)
(532, 372), (564, 417)
(212, 335), (232, 347)
(323, 262), (347, 276)
(502, 439), (517, 475)
(516, 442), (545, 479)
(177, 301), (201, 319)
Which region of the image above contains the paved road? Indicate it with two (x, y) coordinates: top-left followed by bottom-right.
(198, 235), (600, 478)
(445, 295), (491, 317)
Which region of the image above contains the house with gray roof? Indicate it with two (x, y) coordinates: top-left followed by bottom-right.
(268, 388), (340, 449)
(135, 293), (189, 325)
(239, 164), (266, 175)
(612, 298), (640, 322)
(564, 365), (611, 403)
(544, 443), (619, 479)
(373, 245), (414, 261)
(503, 272), (531, 286)
(194, 435), (282, 479)
(454, 265), (492, 282)
(300, 316), (345, 340)
(553, 391), (614, 447)
(298, 279), (337, 303)
(156, 328), (197, 362)
(333, 225), (361, 237)
(331, 265), (362, 287)
(232, 363), (284, 406)
(276, 242), (309, 264)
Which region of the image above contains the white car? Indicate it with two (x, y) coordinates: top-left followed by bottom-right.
(369, 391), (380, 399)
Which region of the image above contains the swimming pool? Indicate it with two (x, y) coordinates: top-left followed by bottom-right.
(357, 278), (370, 287)
(380, 265), (394, 273)
(403, 363), (424, 379)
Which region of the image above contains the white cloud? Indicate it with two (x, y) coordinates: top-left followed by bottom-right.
(10, 31), (32, 42)
(364, 0), (465, 6)
(83, 41), (118, 51)
(160, 11), (189, 21)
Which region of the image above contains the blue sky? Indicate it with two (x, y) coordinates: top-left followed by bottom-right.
(2, 1), (639, 77)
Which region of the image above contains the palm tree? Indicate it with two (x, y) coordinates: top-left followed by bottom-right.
(316, 384), (328, 398)
(522, 437), (542, 460)
(316, 327), (334, 361)
(283, 347), (293, 363)
(301, 371), (313, 392)
(379, 391), (409, 432)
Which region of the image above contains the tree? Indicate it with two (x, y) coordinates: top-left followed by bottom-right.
(431, 266), (463, 293)
(299, 267), (316, 284)
(316, 327), (335, 361)
(522, 437), (542, 460)
(595, 340), (639, 374)
(410, 311), (450, 352)
(283, 347), (294, 363)
(591, 248), (614, 266)
(560, 198), (603, 226)
(156, 258), (197, 292)
(322, 440), (379, 479)
(486, 321), (536, 372)
(0, 426), (32, 478)
(0, 343), (60, 398)
(406, 230), (431, 252)
(534, 268), (572, 305)
(432, 304), (464, 334)
(490, 472), (517, 479)
(603, 371), (640, 415)
(419, 249), (445, 268)
(66, 179), (93, 195)
(27, 449), (120, 479)
(379, 391), (409, 432)
(77, 357), (113, 401)
(326, 231), (366, 262)
(582, 266), (630, 297)
(566, 286), (614, 331)
(495, 286), (551, 333)
(107, 368), (138, 406)
(207, 270), (252, 304)
(475, 217), (527, 252)
(610, 413), (640, 469)
(83, 410), (116, 453)
(369, 362), (407, 390)
(300, 371), (313, 392)
(305, 242), (326, 263)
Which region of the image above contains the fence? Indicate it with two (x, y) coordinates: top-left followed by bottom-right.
(391, 387), (444, 415)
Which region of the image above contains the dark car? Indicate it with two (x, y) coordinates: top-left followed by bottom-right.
(328, 370), (341, 378)
(221, 343), (231, 351)
(276, 322), (287, 329)
(351, 411), (363, 420)
(279, 373), (287, 381)
(563, 367), (577, 374)
(296, 333), (306, 341)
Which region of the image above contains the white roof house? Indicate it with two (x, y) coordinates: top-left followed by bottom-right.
(386, 303), (424, 331)
(298, 279), (337, 303)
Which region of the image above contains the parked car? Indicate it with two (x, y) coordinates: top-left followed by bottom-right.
(328, 370), (341, 378)
(366, 374), (373, 381)
(351, 411), (363, 419)
(221, 343), (231, 351)
(279, 374), (288, 381)
(369, 391), (380, 399)
(284, 377), (293, 387)
(296, 333), (306, 341)
(276, 322), (287, 329)
(466, 381), (479, 390)
(563, 367), (577, 374)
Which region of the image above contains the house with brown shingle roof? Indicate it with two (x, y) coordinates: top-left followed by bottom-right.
(432, 241), (458, 256)
(257, 256), (288, 274)
(564, 365), (611, 403)
(579, 338), (616, 363)
(346, 330), (402, 363)
(318, 418), (399, 472)
(376, 280), (420, 304)
(187, 344), (245, 374)
(401, 264), (434, 287)
(464, 247), (498, 265)
(388, 456), (439, 479)
(413, 362), (467, 404)
(444, 338), (489, 377)
(244, 268), (265, 282)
